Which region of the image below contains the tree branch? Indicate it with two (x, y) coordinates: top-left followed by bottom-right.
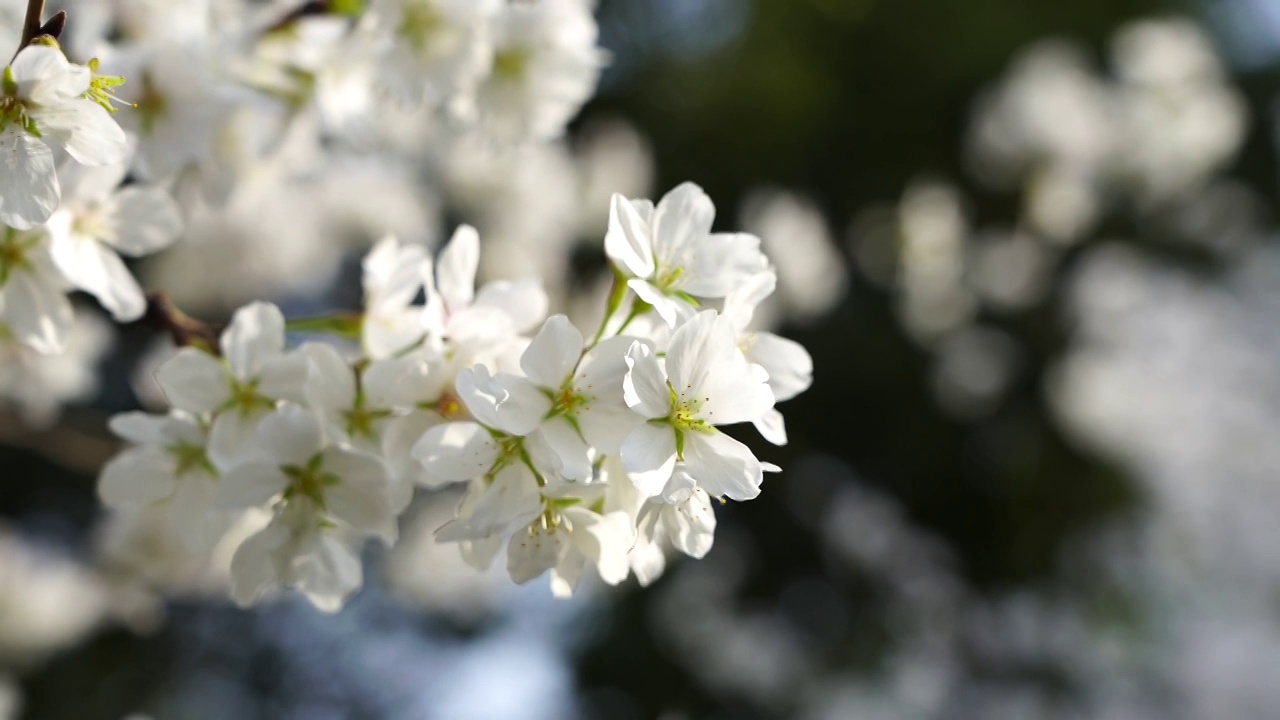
(12, 0), (44, 60)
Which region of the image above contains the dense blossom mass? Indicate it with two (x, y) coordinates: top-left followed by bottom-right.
(0, 0), (814, 612)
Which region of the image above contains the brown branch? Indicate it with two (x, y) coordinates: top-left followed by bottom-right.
(141, 291), (224, 354)
(12, 0), (43, 60)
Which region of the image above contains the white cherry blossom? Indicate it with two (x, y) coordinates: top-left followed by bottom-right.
(152, 302), (308, 467)
(0, 45), (127, 229)
(621, 310), (775, 501)
(97, 410), (230, 552)
(216, 404), (397, 610)
(606, 182), (769, 326)
(361, 235), (427, 359)
(46, 156), (183, 322)
(722, 270), (815, 445)
(466, 0), (606, 141)
(365, 0), (499, 106)
(0, 227), (72, 354)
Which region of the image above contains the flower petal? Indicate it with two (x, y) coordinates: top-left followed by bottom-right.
(215, 462), (290, 510)
(0, 127), (58, 229)
(220, 302), (286, 381)
(411, 421), (499, 485)
(520, 314), (582, 388)
(622, 341), (669, 419)
(620, 422), (677, 497)
(681, 430), (763, 501)
(154, 348), (227, 413)
(98, 447), (176, 506)
(107, 186), (183, 256)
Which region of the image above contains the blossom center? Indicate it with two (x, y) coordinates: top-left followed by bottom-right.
(492, 49), (531, 81)
(399, 0), (443, 52)
(225, 378), (275, 416)
(345, 404), (391, 440)
(133, 72), (167, 135)
(282, 454), (339, 507)
(0, 229), (36, 286)
(167, 442), (216, 479)
(435, 390), (465, 419)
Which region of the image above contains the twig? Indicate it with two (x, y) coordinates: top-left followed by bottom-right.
(12, 0), (43, 61)
(141, 291), (224, 353)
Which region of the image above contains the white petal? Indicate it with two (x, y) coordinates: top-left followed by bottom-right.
(362, 355), (433, 410)
(49, 231), (146, 321)
(107, 186), (183, 256)
(169, 475), (223, 552)
(0, 127), (58, 229)
(722, 270), (776, 332)
(507, 525), (564, 585)
(322, 448), (396, 544)
(753, 408), (788, 446)
(620, 423), (677, 497)
(622, 341), (669, 419)
(57, 155), (128, 204)
(682, 232), (768, 298)
(154, 348), (227, 413)
(651, 182), (715, 268)
(215, 462), (290, 509)
(749, 332), (814, 402)
(229, 521), (290, 607)
(604, 194), (656, 278)
(294, 532), (363, 612)
(2, 268), (72, 353)
(666, 489), (717, 558)
(208, 410), (268, 469)
(537, 417), (592, 481)
(563, 507), (635, 586)
(520, 314), (583, 388)
(299, 342), (357, 413)
(362, 308), (425, 360)
(666, 310), (736, 402)
(362, 235), (426, 312)
(411, 421), (499, 484)
(98, 448), (176, 506)
(437, 224), (479, 313)
(257, 405), (326, 466)
(107, 411), (171, 445)
(37, 100), (127, 166)
(11, 46), (79, 98)
(627, 278), (685, 328)
(472, 277), (548, 334)
(255, 351), (311, 404)
(699, 365), (775, 427)
(439, 464), (543, 541)
(220, 302), (286, 381)
(682, 430), (763, 501)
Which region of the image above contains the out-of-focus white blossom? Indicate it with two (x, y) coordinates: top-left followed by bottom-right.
(0, 525), (109, 667)
(0, 45), (128, 229)
(0, 307), (110, 426)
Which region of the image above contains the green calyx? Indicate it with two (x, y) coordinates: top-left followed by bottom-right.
(282, 453), (340, 508)
(0, 68), (39, 137)
(0, 228), (37, 286)
(132, 71), (167, 134)
(344, 404), (392, 440)
(492, 48), (531, 81)
(220, 377), (276, 416)
(167, 443), (217, 479)
(399, 0), (443, 52)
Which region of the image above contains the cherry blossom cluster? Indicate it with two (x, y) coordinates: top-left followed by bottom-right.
(98, 183), (813, 610)
(0, 43), (178, 354)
